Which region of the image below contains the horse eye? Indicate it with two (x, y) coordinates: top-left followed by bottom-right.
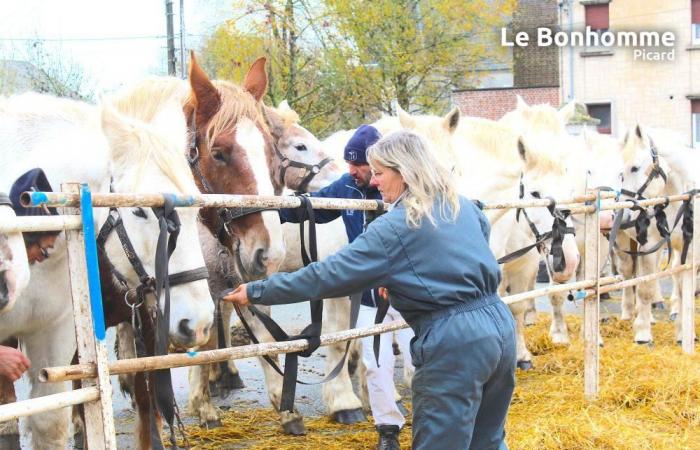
(132, 208), (148, 219)
(530, 191), (541, 199)
(294, 144), (307, 152)
(212, 149), (227, 162)
(631, 166), (639, 173)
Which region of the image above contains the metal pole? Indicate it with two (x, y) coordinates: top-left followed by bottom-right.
(165, 0), (176, 76)
(179, 0), (186, 78)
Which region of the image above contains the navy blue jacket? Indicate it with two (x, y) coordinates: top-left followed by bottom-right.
(279, 173), (382, 306)
(279, 173), (382, 243)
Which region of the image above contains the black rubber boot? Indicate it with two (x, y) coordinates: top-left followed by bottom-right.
(376, 424), (401, 450)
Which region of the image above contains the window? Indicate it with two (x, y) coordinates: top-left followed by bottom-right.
(693, 0), (700, 44)
(693, 100), (700, 148)
(585, 3), (609, 32)
(587, 103), (612, 134)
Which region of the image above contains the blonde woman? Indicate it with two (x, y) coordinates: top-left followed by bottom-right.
(225, 130), (516, 450)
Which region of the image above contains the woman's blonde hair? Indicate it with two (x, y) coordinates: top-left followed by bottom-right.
(367, 130), (460, 228)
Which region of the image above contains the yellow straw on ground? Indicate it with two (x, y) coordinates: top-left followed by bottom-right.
(176, 312), (700, 450)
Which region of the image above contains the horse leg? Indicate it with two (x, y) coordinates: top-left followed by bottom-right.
(24, 319), (75, 449)
(633, 253), (658, 344)
(187, 323), (222, 428)
(523, 299), (537, 326)
(215, 301), (245, 392)
(505, 264), (538, 370)
(0, 339), (20, 450)
(322, 296), (364, 424)
(615, 238), (636, 321)
(549, 291), (570, 345)
(669, 251), (681, 322)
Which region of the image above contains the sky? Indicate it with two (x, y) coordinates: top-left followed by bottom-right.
(0, 0), (232, 92)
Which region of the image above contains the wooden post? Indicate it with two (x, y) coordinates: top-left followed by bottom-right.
(583, 190), (601, 400)
(62, 183), (116, 449)
(681, 189), (697, 354)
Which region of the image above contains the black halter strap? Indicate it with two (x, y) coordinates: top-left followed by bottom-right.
(498, 177), (575, 272)
(273, 143), (334, 193)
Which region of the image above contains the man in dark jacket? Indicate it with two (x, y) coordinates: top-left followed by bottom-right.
(279, 125), (414, 450)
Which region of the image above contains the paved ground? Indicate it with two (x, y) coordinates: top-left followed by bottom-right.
(14, 280), (676, 448)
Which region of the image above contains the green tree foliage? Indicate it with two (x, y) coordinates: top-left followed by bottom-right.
(203, 0), (515, 135)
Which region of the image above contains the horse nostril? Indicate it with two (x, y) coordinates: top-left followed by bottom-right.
(178, 319), (194, 340)
(254, 248), (268, 271)
(0, 273), (8, 301)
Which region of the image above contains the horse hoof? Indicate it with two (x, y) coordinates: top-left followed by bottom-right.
(0, 434), (21, 450)
(652, 301), (665, 310)
(396, 401), (409, 417)
(669, 313), (678, 322)
(332, 408), (367, 424)
(201, 419), (223, 429)
(217, 370), (245, 399)
(517, 360), (533, 370)
(282, 417), (306, 435)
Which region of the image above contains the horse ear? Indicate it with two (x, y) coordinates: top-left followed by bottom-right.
(558, 100), (577, 124)
(443, 107), (460, 134)
(263, 105), (285, 139)
(189, 51), (221, 128)
(100, 101), (137, 161)
(396, 104), (416, 129)
(515, 95), (528, 111)
(243, 57), (268, 102)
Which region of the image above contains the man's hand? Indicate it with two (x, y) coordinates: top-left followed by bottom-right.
(0, 346), (30, 382)
(221, 284), (251, 307)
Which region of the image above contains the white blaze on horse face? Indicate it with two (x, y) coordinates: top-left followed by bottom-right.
(0, 205), (30, 314)
(101, 103), (214, 349)
(236, 117), (286, 274)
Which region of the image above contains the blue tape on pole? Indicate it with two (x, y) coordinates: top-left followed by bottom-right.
(167, 193), (196, 207)
(80, 184), (107, 341)
(28, 191), (49, 207)
(575, 290), (586, 300)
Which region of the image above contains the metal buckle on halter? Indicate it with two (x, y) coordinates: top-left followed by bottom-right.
(187, 145), (200, 165)
(280, 158), (291, 168)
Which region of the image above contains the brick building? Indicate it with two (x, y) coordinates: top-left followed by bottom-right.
(453, 0), (561, 120)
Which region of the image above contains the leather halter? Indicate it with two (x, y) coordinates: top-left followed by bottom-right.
(620, 138), (667, 200)
(497, 176), (575, 273)
(273, 142), (334, 193)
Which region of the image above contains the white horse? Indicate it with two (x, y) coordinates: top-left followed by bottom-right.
(618, 124), (699, 343)
(393, 106), (580, 368)
(0, 203), (30, 313)
(0, 92), (214, 449)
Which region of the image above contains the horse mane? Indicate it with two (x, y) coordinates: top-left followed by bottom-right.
(208, 80), (269, 142)
(108, 79), (198, 194)
(0, 93), (98, 125)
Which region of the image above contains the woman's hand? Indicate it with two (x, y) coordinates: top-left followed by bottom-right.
(0, 346), (30, 382)
(221, 284), (250, 307)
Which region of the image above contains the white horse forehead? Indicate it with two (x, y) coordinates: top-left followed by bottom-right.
(236, 117), (275, 195)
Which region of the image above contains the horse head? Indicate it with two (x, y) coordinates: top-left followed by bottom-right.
(0, 203), (30, 313)
(578, 128), (624, 230)
(185, 53), (285, 280)
(100, 100), (214, 349)
(264, 100), (342, 192)
(620, 124), (671, 200)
